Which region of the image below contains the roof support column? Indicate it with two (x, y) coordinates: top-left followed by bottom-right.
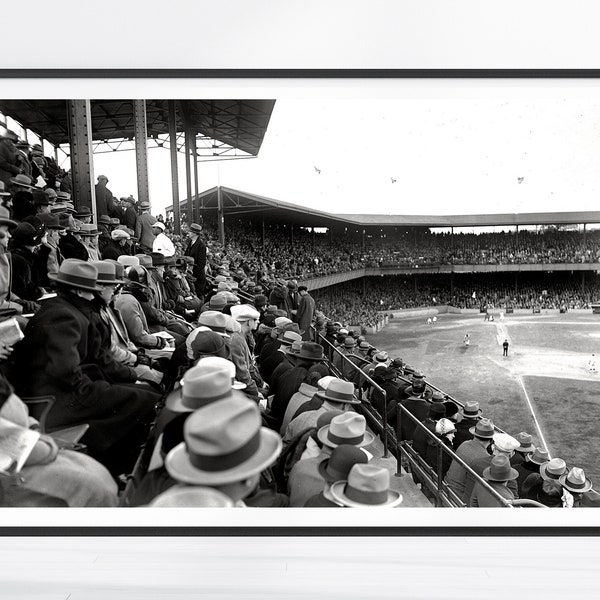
(192, 133), (199, 225)
(584, 223), (587, 249)
(261, 216), (265, 249)
(217, 185), (225, 245)
(168, 100), (180, 235)
(67, 100), (96, 218)
(184, 129), (193, 225)
(133, 100), (150, 208)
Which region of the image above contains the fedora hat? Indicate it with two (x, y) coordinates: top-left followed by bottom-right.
(190, 330), (228, 360)
(428, 402), (446, 418)
(9, 174), (34, 189)
(0, 205), (17, 229)
(11, 222), (39, 246)
(78, 223), (100, 237)
(118, 255), (140, 268)
(460, 401), (482, 419)
(209, 294), (227, 310)
(343, 336), (356, 348)
(275, 317), (292, 329)
(166, 360), (247, 413)
(38, 212), (65, 230)
(330, 464), (403, 508)
(318, 444), (369, 484)
(540, 458), (567, 482)
(284, 341), (324, 362)
(90, 261), (124, 284)
(32, 189), (50, 206)
(198, 311), (231, 337)
(56, 191), (71, 201)
(139, 201), (151, 210)
(469, 418), (495, 439)
(75, 206), (92, 217)
(316, 379), (360, 405)
(48, 258), (101, 292)
(560, 467), (593, 494)
(189, 223), (202, 233)
(374, 351), (389, 363)
(317, 376), (336, 393)
(135, 254), (153, 268)
(0, 181), (11, 197)
(515, 432), (535, 453)
(317, 412), (374, 449)
(279, 330), (302, 346)
(148, 485), (234, 507)
(529, 447), (550, 466)
(148, 252), (167, 266)
(193, 356), (246, 390)
(165, 396), (282, 486)
(482, 455), (519, 482)
(98, 215), (111, 225)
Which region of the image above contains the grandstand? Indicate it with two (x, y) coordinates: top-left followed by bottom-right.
(0, 98), (596, 509)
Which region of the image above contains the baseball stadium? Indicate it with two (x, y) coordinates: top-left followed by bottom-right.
(0, 98), (597, 509)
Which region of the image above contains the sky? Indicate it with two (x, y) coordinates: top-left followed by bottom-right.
(7, 81), (600, 222)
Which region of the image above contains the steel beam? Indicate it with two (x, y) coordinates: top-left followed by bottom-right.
(133, 100), (150, 207)
(184, 130), (193, 224)
(217, 185), (225, 245)
(168, 100), (180, 235)
(67, 100), (96, 218)
(192, 133), (199, 225)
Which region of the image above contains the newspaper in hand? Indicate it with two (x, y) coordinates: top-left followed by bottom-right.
(0, 417), (40, 473)
(0, 317), (24, 347)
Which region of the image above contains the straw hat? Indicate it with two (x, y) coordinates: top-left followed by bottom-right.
(330, 464), (403, 508)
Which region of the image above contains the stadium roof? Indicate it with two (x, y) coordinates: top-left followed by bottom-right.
(0, 100), (275, 155)
(168, 186), (600, 228)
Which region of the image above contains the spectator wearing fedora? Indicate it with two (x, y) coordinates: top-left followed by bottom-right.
(470, 454), (519, 507)
(452, 401), (482, 449)
(412, 402), (447, 460)
(229, 304), (262, 401)
(402, 370), (433, 401)
(36, 213), (66, 286)
(519, 447), (551, 501)
(184, 223), (207, 299)
(333, 336), (364, 383)
(560, 467), (593, 508)
(32, 189), (51, 215)
(270, 341), (325, 428)
(0, 131), (21, 187)
(444, 418), (495, 504)
(78, 223), (101, 262)
(288, 411), (375, 507)
(303, 444), (369, 507)
(279, 366), (328, 436)
(94, 175), (113, 218)
(425, 418), (457, 481)
(370, 366), (401, 424)
(59, 218), (88, 262)
(329, 463), (403, 508)
(0, 374), (119, 507)
(260, 328), (302, 386)
(9, 222), (46, 302)
(93, 261), (163, 387)
(12, 259), (160, 476)
(296, 285), (315, 341)
(283, 279), (300, 321)
(134, 201), (156, 253)
(282, 378), (361, 449)
(121, 196), (137, 231)
(97, 215), (111, 252)
(165, 395), (283, 506)
(151, 221), (175, 257)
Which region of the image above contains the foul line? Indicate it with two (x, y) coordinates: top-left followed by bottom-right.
(517, 375), (552, 457)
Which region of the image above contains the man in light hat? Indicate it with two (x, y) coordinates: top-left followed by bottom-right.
(165, 395), (283, 506)
(229, 303), (263, 401)
(102, 228), (130, 261)
(12, 259), (160, 476)
(330, 463), (403, 508)
(288, 411), (375, 507)
(79, 224), (101, 261)
(452, 400), (483, 449)
(560, 467), (593, 508)
(151, 221), (175, 257)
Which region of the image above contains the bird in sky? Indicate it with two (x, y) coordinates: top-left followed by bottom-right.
(517, 177), (524, 184)
(314, 166), (321, 174)
(391, 177), (397, 183)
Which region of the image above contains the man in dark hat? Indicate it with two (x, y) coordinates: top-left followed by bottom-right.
(283, 279), (299, 321)
(11, 259), (160, 476)
(296, 285), (315, 341)
(184, 223), (207, 299)
(33, 189), (51, 215)
(121, 196), (138, 231)
(94, 175), (112, 218)
(0, 130), (21, 187)
(9, 222), (46, 301)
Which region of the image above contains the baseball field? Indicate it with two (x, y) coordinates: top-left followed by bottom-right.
(368, 310), (600, 486)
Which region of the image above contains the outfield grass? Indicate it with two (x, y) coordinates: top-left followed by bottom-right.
(368, 311), (600, 484)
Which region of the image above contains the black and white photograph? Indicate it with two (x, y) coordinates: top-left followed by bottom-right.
(3, 81), (600, 516)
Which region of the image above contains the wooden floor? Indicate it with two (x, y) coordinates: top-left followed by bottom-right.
(1, 536), (599, 598)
